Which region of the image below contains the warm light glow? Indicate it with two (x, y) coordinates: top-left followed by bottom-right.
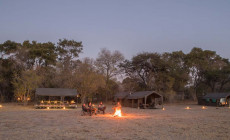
(71, 100), (75, 104)
(17, 97), (20, 101)
(41, 100), (44, 104)
(0, 105), (2, 108)
(113, 108), (122, 117)
(48, 101), (50, 104)
(162, 107), (165, 110)
(185, 106), (191, 110)
(47, 107), (50, 109)
(54, 101), (57, 104)
(63, 107), (66, 109)
(202, 106), (207, 109)
(27, 97), (30, 101)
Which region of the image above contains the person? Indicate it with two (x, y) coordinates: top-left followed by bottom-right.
(88, 102), (92, 108)
(88, 102), (97, 116)
(116, 102), (121, 108)
(98, 101), (106, 114)
(113, 102), (121, 111)
(98, 101), (104, 108)
(82, 104), (89, 112)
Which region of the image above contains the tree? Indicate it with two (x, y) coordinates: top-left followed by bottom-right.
(12, 70), (41, 105)
(120, 52), (166, 90)
(95, 48), (124, 101)
(0, 40), (19, 59)
(57, 39), (83, 61)
(74, 58), (105, 103)
(163, 51), (189, 100)
(185, 47), (228, 98)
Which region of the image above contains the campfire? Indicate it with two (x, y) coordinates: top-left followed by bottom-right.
(113, 102), (122, 117)
(113, 107), (122, 117)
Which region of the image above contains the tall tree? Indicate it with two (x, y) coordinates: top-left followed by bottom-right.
(185, 47), (227, 98)
(95, 48), (124, 101)
(74, 58), (105, 103)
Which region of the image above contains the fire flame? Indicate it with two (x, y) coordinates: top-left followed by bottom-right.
(113, 108), (122, 117)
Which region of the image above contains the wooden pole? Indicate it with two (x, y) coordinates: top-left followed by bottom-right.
(132, 99), (134, 108)
(138, 99), (140, 109)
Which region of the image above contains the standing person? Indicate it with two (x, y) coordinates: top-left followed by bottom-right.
(113, 102), (121, 112)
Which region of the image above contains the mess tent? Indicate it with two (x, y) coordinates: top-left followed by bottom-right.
(35, 88), (79, 109)
(200, 93), (230, 106)
(114, 91), (163, 109)
(114, 92), (130, 105)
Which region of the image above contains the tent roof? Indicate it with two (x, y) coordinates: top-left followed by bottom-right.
(203, 93), (230, 99)
(126, 91), (162, 99)
(36, 88), (78, 96)
(114, 92), (131, 99)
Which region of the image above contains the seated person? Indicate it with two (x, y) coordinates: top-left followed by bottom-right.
(82, 104), (89, 112)
(98, 101), (106, 114)
(139, 103), (144, 109)
(88, 102), (97, 111)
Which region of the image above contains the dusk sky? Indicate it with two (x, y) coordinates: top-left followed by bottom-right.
(0, 0), (230, 59)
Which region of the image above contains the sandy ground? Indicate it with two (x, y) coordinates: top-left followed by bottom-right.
(0, 103), (230, 140)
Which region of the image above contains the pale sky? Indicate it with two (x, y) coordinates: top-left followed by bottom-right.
(0, 0), (229, 59)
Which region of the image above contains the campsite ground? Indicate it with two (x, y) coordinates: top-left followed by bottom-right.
(0, 102), (230, 140)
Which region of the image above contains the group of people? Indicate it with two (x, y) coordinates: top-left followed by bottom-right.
(82, 101), (106, 115)
(82, 101), (121, 116)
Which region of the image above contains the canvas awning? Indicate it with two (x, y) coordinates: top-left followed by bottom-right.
(126, 91), (162, 99)
(36, 88), (78, 97)
(203, 93), (230, 100)
(114, 92), (131, 99)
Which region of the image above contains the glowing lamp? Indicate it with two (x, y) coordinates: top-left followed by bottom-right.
(0, 105), (2, 108)
(202, 106), (207, 109)
(47, 107), (50, 109)
(162, 107), (165, 111)
(185, 106), (191, 110)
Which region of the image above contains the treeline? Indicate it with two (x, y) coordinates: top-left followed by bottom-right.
(0, 39), (230, 103)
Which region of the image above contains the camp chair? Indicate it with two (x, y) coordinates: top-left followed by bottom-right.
(149, 102), (156, 109)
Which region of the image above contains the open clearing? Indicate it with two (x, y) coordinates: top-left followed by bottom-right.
(0, 103), (230, 140)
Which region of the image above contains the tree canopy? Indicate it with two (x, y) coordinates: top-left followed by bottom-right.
(0, 39), (230, 103)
